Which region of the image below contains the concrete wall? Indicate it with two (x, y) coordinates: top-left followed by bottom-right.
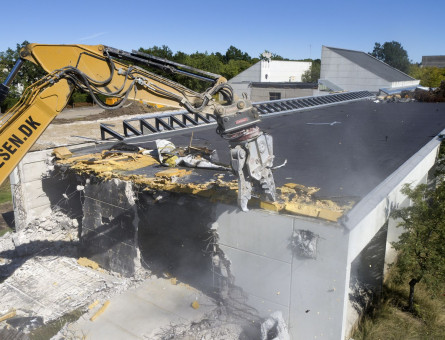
(10, 144), (93, 231)
(228, 60), (312, 99)
(214, 205), (348, 339)
(320, 46), (419, 92)
(342, 132), (442, 338)
(321, 46), (391, 92)
(229, 62), (261, 83)
(228, 82), (251, 99)
(10, 149), (53, 231)
(81, 179), (140, 277)
(229, 61), (311, 84)
(422, 55), (445, 68)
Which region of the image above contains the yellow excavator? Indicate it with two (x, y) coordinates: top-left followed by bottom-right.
(0, 43), (276, 210)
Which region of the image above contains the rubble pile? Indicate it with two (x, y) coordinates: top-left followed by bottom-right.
(413, 81), (445, 102)
(0, 209), (150, 336)
(375, 82), (445, 103)
(375, 93), (414, 103)
(153, 305), (262, 340)
(155, 306), (291, 340)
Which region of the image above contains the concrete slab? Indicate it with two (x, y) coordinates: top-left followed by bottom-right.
(0, 256), (126, 322)
(67, 276), (217, 339)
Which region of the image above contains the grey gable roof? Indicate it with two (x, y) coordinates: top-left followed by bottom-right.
(325, 46), (415, 82)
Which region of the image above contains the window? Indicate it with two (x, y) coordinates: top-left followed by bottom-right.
(269, 92), (281, 101)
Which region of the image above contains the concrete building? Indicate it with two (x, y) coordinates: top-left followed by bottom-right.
(320, 46), (420, 93)
(5, 99), (445, 339)
(422, 55), (445, 68)
(228, 59), (312, 100)
(249, 81), (317, 102)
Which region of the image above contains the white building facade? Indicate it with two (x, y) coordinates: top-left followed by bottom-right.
(228, 60), (312, 100)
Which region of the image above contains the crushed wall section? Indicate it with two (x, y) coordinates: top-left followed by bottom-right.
(10, 144), (93, 231)
(10, 149), (53, 231)
(81, 178), (140, 277)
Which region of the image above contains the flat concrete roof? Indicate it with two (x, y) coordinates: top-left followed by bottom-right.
(70, 100), (445, 202)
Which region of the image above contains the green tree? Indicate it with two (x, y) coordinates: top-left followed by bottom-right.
(138, 45), (173, 59)
(224, 46), (251, 63)
(391, 146), (445, 311)
(221, 59), (252, 80)
(301, 59), (321, 83)
(370, 41), (410, 74)
(409, 64), (445, 88)
(0, 41), (45, 112)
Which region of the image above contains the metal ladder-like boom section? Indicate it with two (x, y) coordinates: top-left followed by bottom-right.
(100, 91), (374, 141)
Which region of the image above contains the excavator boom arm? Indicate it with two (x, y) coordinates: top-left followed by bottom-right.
(0, 43), (276, 210)
(0, 44), (231, 184)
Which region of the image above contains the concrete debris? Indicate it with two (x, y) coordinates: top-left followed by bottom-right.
(155, 139), (176, 164)
(57, 151), (348, 222)
(0, 309), (16, 322)
(77, 257), (100, 270)
(377, 83), (445, 103)
(261, 311), (290, 340)
(89, 300), (110, 321)
(52, 147), (73, 160)
(177, 154), (230, 171)
(88, 300), (99, 310)
(413, 81), (445, 102)
(376, 94), (414, 103)
(290, 229), (319, 259)
(153, 139), (229, 170)
(0, 208), (150, 334)
(153, 306), (261, 340)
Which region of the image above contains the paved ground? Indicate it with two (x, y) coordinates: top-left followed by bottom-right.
(54, 106), (104, 121)
(64, 277), (218, 339)
(33, 104), (176, 150)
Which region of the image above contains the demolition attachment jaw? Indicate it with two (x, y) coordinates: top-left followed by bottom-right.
(215, 101), (277, 211)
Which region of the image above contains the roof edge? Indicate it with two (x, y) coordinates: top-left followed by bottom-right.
(343, 128), (445, 230)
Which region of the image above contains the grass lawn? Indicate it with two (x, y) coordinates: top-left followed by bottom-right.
(0, 178), (13, 236)
(0, 178), (12, 204)
(352, 271), (445, 340)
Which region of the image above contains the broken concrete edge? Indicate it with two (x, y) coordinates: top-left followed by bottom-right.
(10, 142), (98, 231)
(54, 155), (349, 223)
(53, 146), (73, 160)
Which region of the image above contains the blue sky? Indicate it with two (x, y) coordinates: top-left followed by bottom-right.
(1, 0), (443, 63)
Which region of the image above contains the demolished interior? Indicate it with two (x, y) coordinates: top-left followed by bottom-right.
(2, 99), (445, 339)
